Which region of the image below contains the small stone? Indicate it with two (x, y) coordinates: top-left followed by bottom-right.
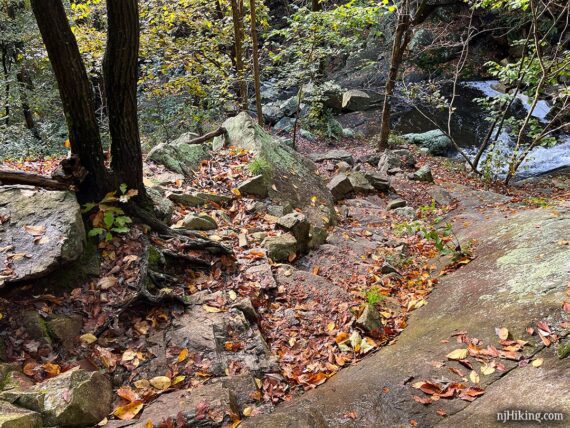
(355, 304), (383, 335)
(0, 401), (42, 428)
(263, 233), (297, 262)
(250, 231), (268, 242)
(336, 161), (351, 173)
(47, 315), (83, 350)
(299, 129), (316, 141)
(21, 311), (50, 343)
(245, 263), (277, 289)
(365, 173), (391, 192)
(327, 174), (353, 201)
(277, 213), (310, 252)
(238, 175), (268, 198)
(169, 191), (232, 207)
(232, 298), (259, 324)
(393, 206), (417, 220)
(182, 214), (218, 230)
(267, 203), (293, 217)
(147, 187), (175, 223)
(342, 128), (356, 138)
(309, 149), (354, 165)
(409, 165), (434, 183)
(391, 149), (416, 168)
(387, 199), (407, 210)
(381, 262), (401, 275)
(387, 167), (404, 175)
(348, 172), (374, 192)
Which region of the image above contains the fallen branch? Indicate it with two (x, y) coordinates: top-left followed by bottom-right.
(0, 168), (71, 190)
(185, 127), (226, 145)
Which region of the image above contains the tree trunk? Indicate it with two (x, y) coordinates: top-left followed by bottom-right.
(378, 1), (412, 151)
(30, 0), (108, 200)
(249, 0), (263, 126)
(312, 0), (322, 12)
(230, 0), (248, 111)
(103, 0), (145, 196)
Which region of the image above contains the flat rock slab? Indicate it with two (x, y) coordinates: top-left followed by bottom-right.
(0, 186), (85, 286)
(246, 206), (570, 427)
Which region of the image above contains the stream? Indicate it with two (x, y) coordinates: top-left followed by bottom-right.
(394, 80), (570, 179)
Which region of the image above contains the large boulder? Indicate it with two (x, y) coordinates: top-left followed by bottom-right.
(401, 130), (453, 156)
(148, 136), (210, 175)
(309, 149), (354, 165)
(0, 186), (85, 287)
(214, 113), (336, 245)
(0, 401), (42, 428)
(341, 89), (382, 112)
(0, 368), (112, 427)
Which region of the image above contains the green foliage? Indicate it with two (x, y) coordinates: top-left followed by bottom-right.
(394, 219), (467, 259)
(82, 184), (137, 241)
(248, 157), (271, 176)
(525, 196), (552, 208)
(365, 286), (385, 305)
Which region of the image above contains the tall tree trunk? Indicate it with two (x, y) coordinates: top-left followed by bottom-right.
(230, 0), (248, 111)
(30, 0), (108, 200)
(1, 48), (10, 125)
(249, 0), (263, 125)
(378, 1), (412, 151)
(103, 0), (145, 197)
(312, 0), (322, 12)
(16, 66), (41, 140)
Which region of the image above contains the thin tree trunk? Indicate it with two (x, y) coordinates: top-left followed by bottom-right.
(103, 0), (144, 196)
(249, 0), (263, 125)
(1, 48), (10, 125)
(230, 0), (248, 111)
(30, 0), (108, 200)
(312, 0), (322, 12)
(378, 1), (412, 150)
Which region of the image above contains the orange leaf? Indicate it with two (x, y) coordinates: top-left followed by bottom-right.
(113, 401), (144, 420)
(117, 386), (139, 403)
(177, 348), (189, 363)
(42, 363), (60, 377)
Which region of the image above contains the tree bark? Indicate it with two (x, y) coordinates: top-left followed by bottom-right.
(29, 0), (108, 200)
(378, 0), (412, 151)
(249, 0), (263, 125)
(103, 0), (145, 196)
(312, 0), (322, 12)
(230, 0), (248, 111)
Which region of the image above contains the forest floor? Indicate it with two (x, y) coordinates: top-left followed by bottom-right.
(1, 134), (569, 427)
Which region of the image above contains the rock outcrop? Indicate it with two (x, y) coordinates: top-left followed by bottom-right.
(0, 186), (85, 287)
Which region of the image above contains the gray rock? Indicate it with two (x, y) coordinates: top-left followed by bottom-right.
(336, 161), (351, 173)
(274, 116), (296, 133)
(147, 186), (174, 223)
(250, 231), (268, 242)
(364, 173), (391, 192)
(217, 113), (336, 231)
(391, 149), (416, 167)
(409, 28), (435, 52)
(267, 203), (293, 217)
(148, 140), (210, 175)
(264, 233), (297, 262)
(409, 165), (434, 183)
(0, 401), (42, 428)
(342, 89), (376, 111)
(169, 191), (232, 207)
(232, 298), (259, 324)
(387, 167), (404, 175)
(428, 187), (454, 206)
(1, 368), (112, 427)
(21, 311), (50, 343)
(47, 315), (82, 350)
(238, 175), (268, 198)
(280, 96), (300, 117)
(309, 149), (354, 165)
(262, 104), (284, 125)
(277, 212), (310, 252)
(393, 207), (417, 220)
(401, 130), (452, 156)
(387, 199), (407, 210)
(244, 263), (277, 290)
(135, 383), (238, 427)
(182, 214), (218, 230)
(342, 128), (356, 138)
(380, 262), (400, 275)
(356, 303), (383, 335)
(348, 172), (375, 192)
(299, 128), (316, 141)
(377, 151), (402, 175)
(278, 137), (296, 150)
(0, 186), (85, 287)
(327, 174), (353, 201)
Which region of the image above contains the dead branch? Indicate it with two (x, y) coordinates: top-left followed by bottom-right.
(0, 168), (71, 190)
(185, 127), (227, 145)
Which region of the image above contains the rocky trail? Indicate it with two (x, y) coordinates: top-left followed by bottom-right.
(0, 114), (569, 427)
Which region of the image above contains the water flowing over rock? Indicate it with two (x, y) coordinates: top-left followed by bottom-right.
(0, 186), (85, 287)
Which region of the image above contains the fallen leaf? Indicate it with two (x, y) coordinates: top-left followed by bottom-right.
(113, 401), (144, 420)
(202, 305), (222, 313)
(480, 364), (495, 376)
(531, 358), (543, 368)
(80, 333), (97, 345)
(177, 348), (189, 363)
(446, 349), (468, 360)
(24, 225), (46, 236)
(469, 370), (480, 384)
(496, 327), (509, 340)
(150, 376), (171, 390)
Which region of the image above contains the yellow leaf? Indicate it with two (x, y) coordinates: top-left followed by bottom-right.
(531, 358), (543, 368)
(243, 406), (253, 417)
(113, 401), (144, 420)
(496, 327), (509, 340)
(64, 139), (71, 148)
(288, 337), (296, 347)
(150, 376), (171, 390)
(469, 370), (480, 384)
(480, 364), (495, 376)
(446, 349), (468, 360)
(202, 304), (222, 313)
(231, 188), (241, 197)
(172, 375), (186, 385)
(326, 322), (335, 332)
(228, 290), (238, 301)
(177, 348), (189, 363)
(80, 333), (97, 345)
(122, 349), (137, 362)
